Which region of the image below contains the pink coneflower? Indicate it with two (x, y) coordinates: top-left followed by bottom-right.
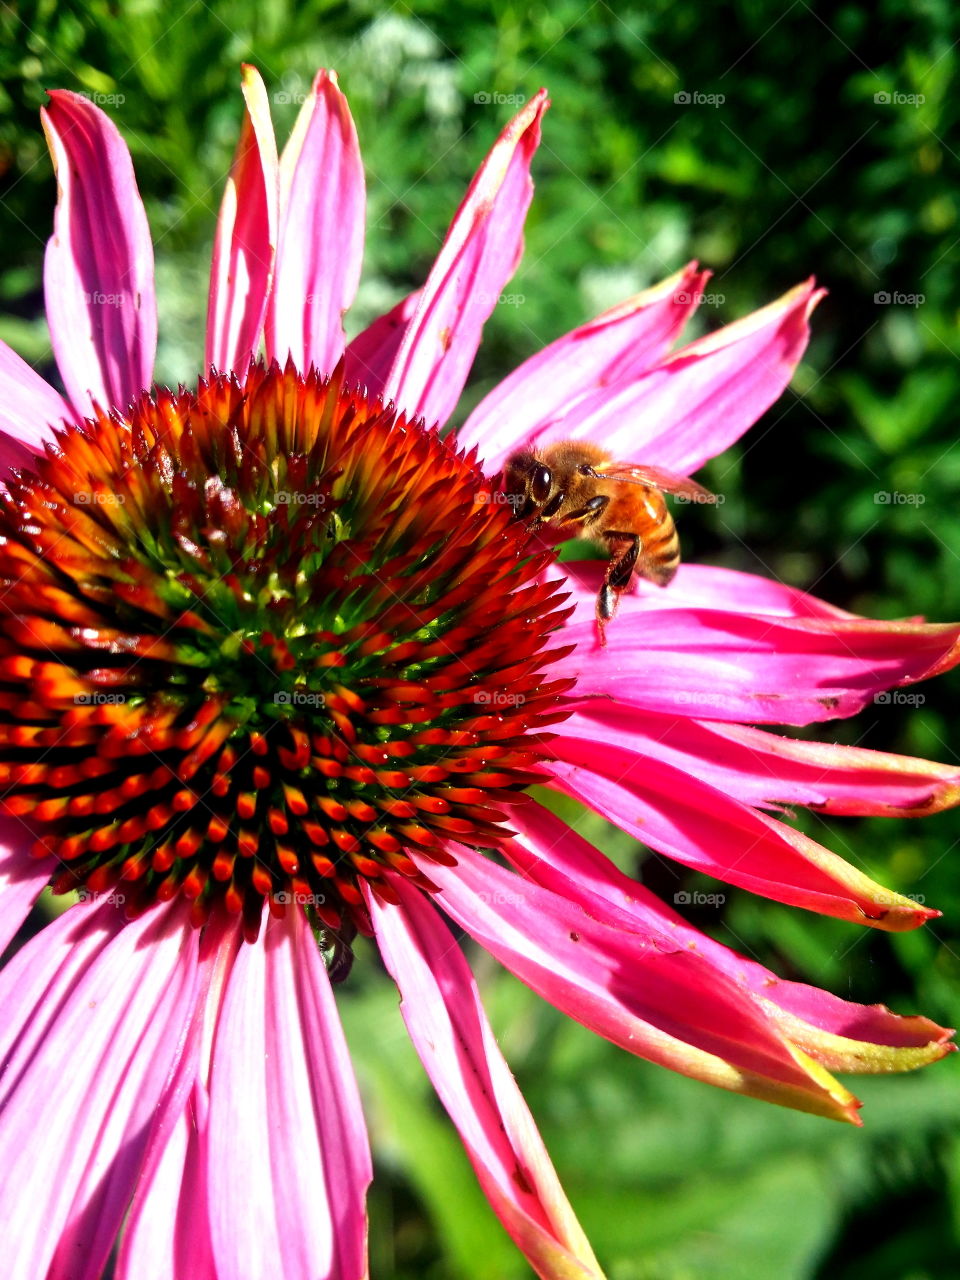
(0, 66), (957, 1279)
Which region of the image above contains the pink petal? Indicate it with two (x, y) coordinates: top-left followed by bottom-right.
(0, 340), (75, 459)
(343, 288), (420, 396)
(368, 880), (603, 1279)
(0, 826), (52, 954)
(382, 92), (548, 428)
(207, 907), (371, 1280)
(422, 843), (863, 1121)
(0, 432), (38, 477)
(545, 732), (936, 929)
(522, 279), (822, 476)
(205, 65), (279, 374)
(558, 560), (854, 626)
(117, 1082), (216, 1280)
(562, 703), (960, 816)
(115, 919), (239, 1280)
(506, 801), (952, 1073)
(556, 579), (960, 726)
(0, 901), (124, 1103)
(267, 69), (365, 375)
(458, 262), (712, 468)
(41, 91), (157, 419)
(0, 900), (199, 1280)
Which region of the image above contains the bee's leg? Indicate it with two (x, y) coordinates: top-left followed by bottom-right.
(324, 920), (358, 983)
(328, 940), (355, 984)
(564, 494), (608, 524)
(596, 532), (640, 644)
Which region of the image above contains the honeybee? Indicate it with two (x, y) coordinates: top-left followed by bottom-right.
(502, 440), (716, 643)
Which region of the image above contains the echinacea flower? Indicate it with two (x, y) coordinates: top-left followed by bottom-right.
(0, 65), (958, 1280)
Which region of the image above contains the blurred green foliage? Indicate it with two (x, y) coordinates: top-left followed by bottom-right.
(2, 0), (960, 1276)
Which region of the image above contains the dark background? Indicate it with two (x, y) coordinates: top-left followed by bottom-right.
(1, 2), (959, 1275)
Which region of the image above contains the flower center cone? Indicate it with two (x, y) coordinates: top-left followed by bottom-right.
(0, 361), (573, 949)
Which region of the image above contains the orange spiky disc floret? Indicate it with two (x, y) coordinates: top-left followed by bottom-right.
(0, 361), (573, 952)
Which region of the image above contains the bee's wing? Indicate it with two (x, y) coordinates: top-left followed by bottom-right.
(591, 461), (717, 502)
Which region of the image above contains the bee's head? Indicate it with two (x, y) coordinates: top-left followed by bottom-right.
(502, 449), (552, 519)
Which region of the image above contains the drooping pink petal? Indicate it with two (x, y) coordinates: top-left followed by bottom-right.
(207, 907), (371, 1280)
(560, 703), (960, 816)
(505, 801), (953, 1074)
(0, 828), (52, 954)
(117, 1082), (216, 1280)
(0, 901), (124, 1098)
(544, 732), (936, 929)
(458, 262), (712, 467)
(382, 92), (548, 429)
(0, 340), (75, 463)
(205, 65), (279, 374)
(267, 69), (365, 376)
(115, 918), (239, 1280)
(344, 289), (421, 396)
(41, 91), (157, 419)
(0, 899), (199, 1280)
(368, 879), (604, 1280)
(520, 279), (822, 476)
(422, 843), (864, 1121)
(556, 582), (960, 726)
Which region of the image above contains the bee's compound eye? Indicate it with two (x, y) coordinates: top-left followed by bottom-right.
(531, 465), (552, 504)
